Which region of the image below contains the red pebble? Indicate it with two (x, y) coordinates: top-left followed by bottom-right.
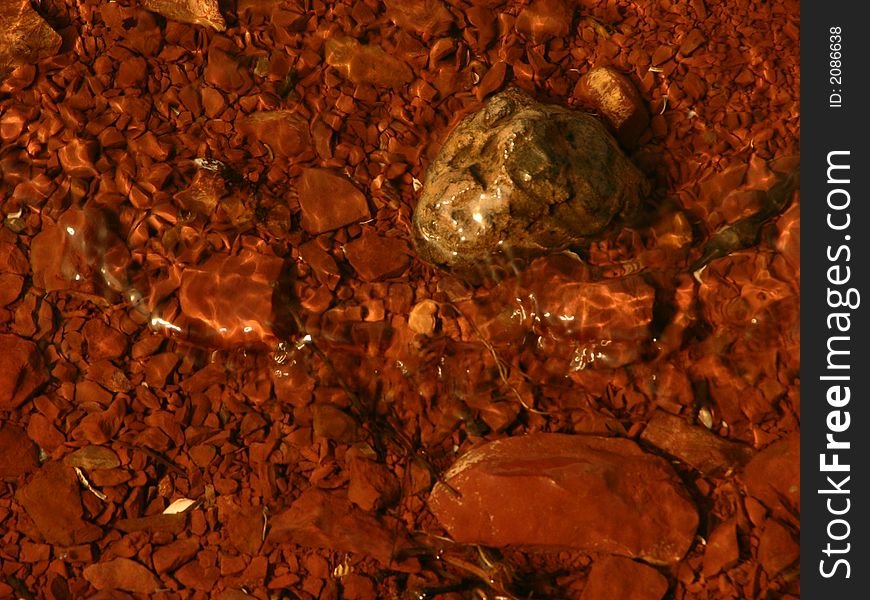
(0, 333), (48, 409)
(297, 168), (371, 234)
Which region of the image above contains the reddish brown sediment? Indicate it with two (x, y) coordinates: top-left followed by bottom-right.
(0, 0), (799, 598)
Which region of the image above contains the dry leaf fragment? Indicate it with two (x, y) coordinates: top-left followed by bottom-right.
(163, 497), (197, 514)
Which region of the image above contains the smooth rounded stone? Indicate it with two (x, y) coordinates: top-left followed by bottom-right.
(428, 433), (698, 564)
(413, 88), (647, 276)
(574, 66), (650, 148)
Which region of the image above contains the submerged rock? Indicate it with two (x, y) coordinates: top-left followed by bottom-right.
(412, 88), (647, 276)
(428, 433), (698, 564)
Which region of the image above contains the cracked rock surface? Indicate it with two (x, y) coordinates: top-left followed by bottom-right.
(412, 88), (647, 275)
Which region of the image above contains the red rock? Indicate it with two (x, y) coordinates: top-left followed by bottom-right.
(72, 397), (127, 445)
(63, 445), (121, 470)
(341, 574), (376, 600)
(0, 0), (62, 82)
(580, 556), (668, 600)
(0, 333), (48, 409)
(383, 0), (453, 37)
(26, 412), (66, 452)
(204, 47), (250, 91)
(15, 461), (103, 546)
(312, 403), (360, 443)
(299, 240), (341, 290)
(679, 28), (707, 56)
(347, 450), (401, 511)
(297, 168), (371, 234)
(640, 411), (753, 476)
(114, 513), (187, 534)
(82, 319), (129, 360)
(428, 433), (698, 564)
(0, 273), (23, 306)
(267, 488), (414, 568)
(742, 433), (799, 522)
(325, 36), (413, 89)
(574, 66), (649, 147)
(141, 0), (225, 31)
(0, 423), (39, 479)
(515, 0), (572, 44)
(225, 504), (265, 555)
(343, 232), (410, 281)
(651, 45), (676, 66)
(237, 110), (311, 158)
(757, 519), (799, 576)
(174, 558), (220, 590)
(178, 250), (286, 348)
(83, 557), (162, 593)
(58, 139), (99, 178)
(702, 520), (739, 577)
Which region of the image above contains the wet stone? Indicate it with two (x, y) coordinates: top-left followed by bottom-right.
(141, 0), (226, 31)
(574, 66), (650, 148)
(325, 36), (413, 89)
(515, 0), (573, 44)
(343, 232), (411, 281)
(237, 111), (311, 158)
(0, 333), (48, 410)
(580, 556), (669, 600)
(297, 168), (371, 234)
(412, 89), (646, 276)
(428, 433), (698, 564)
(178, 250), (286, 348)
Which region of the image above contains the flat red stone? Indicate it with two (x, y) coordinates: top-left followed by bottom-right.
(0, 423), (39, 479)
(428, 433), (699, 564)
(15, 461), (103, 546)
(297, 168), (371, 234)
(0, 333), (48, 410)
(580, 556), (669, 600)
(703, 520), (739, 576)
(343, 232), (410, 281)
(742, 433), (799, 522)
(83, 557), (162, 593)
(237, 110), (311, 158)
(178, 250), (286, 348)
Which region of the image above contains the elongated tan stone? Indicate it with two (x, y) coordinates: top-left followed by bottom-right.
(428, 433), (698, 564)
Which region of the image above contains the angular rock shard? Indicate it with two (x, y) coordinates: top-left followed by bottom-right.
(428, 433), (698, 564)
